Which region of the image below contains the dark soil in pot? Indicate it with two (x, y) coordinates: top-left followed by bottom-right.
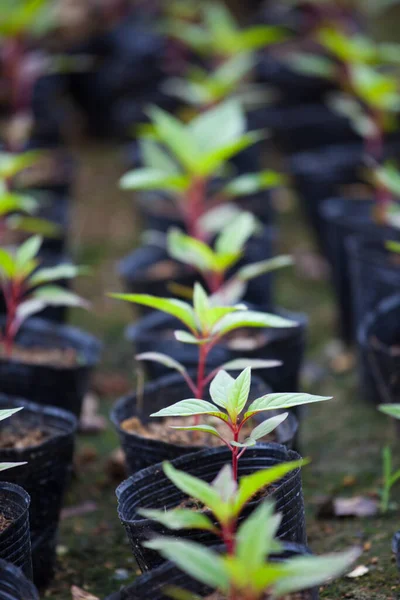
(126, 307), (307, 394)
(347, 235), (400, 335)
(0, 317), (101, 417)
(0, 395), (77, 587)
(116, 444), (306, 572)
(0, 483), (31, 579)
(111, 542), (317, 600)
(320, 197), (398, 344)
(0, 559), (38, 600)
(111, 372), (298, 475)
(357, 294), (400, 406)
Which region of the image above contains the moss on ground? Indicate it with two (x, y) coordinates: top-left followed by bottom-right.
(44, 144), (400, 599)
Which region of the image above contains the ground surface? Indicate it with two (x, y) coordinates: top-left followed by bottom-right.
(44, 142), (400, 600)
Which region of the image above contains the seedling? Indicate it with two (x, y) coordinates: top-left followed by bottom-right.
(110, 282), (295, 405)
(0, 407), (26, 472)
(378, 404), (400, 513)
(120, 100), (283, 240)
(0, 235), (89, 357)
(167, 211), (292, 300)
(151, 367), (331, 479)
(142, 462), (359, 600)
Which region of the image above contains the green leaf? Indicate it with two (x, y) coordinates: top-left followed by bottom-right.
(136, 352), (188, 377)
(216, 358), (282, 371)
(109, 293), (197, 332)
(15, 235), (42, 273)
(0, 192), (37, 216)
(148, 107), (200, 173)
(195, 131), (266, 177)
(150, 399), (227, 420)
(237, 255), (293, 282)
(209, 370), (235, 409)
(234, 460), (306, 516)
(215, 212), (259, 256)
(32, 286), (88, 308)
(226, 367), (251, 422)
(140, 138), (180, 174)
(29, 264), (87, 286)
(0, 407), (23, 422)
(246, 393), (332, 417)
(273, 548), (360, 596)
(171, 424), (225, 439)
(174, 330), (205, 344)
(144, 538), (230, 592)
(119, 168), (189, 193)
(8, 216), (62, 238)
(285, 53), (336, 79)
(236, 501), (281, 569)
(375, 163), (400, 197)
(138, 508), (216, 531)
(223, 170), (285, 197)
(0, 249), (15, 278)
(193, 283), (211, 330)
(15, 298), (46, 328)
(386, 240), (400, 254)
(0, 462), (27, 472)
(0, 151), (41, 178)
(189, 100), (245, 156)
(247, 413), (289, 441)
(167, 228), (217, 273)
(212, 464), (238, 503)
(163, 462), (226, 520)
(379, 404), (400, 420)
(238, 25), (289, 51)
(212, 310), (296, 338)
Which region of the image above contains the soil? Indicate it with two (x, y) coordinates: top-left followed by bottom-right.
(120, 415), (276, 447)
(0, 344), (78, 368)
(0, 513), (12, 534)
(144, 259), (183, 281)
(0, 425), (52, 450)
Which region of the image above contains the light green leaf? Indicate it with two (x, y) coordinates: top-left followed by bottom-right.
(209, 370), (235, 409)
(236, 501), (281, 568)
(136, 352), (188, 377)
(0, 150), (41, 178)
(195, 131), (266, 177)
(212, 464), (238, 502)
(29, 264), (87, 286)
(379, 404), (400, 420)
(285, 53), (336, 79)
(167, 228), (217, 273)
(0, 462), (27, 472)
(189, 100), (245, 156)
(170, 424), (225, 439)
(216, 358), (282, 371)
(8, 216), (62, 238)
(246, 393), (332, 417)
(0, 192), (37, 216)
(273, 548), (360, 596)
(15, 298), (46, 327)
(140, 138), (180, 174)
(109, 293), (197, 332)
(144, 538), (230, 592)
(0, 407), (23, 422)
(174, 330), (205, 344)
(119, 168), (189, 193)
(248, 413), (289, 441)
(193, 283), (211, 330)
(212, 310), (296, 338)
(386, 240), (400, 254)
(0, 249), (15, 278)
(215, 212), (259, 256)
(226, 367), (251, 422)
(138, 508), (216, 531)
(15, 235), (42, 272)
(238, 255), (293, 282)
(150, 399), (227, 420)
(238, 25), (289, 51)
(375, 163), (400, 197)
(223, 170), (285, 197)
(32, 286), (88, 308)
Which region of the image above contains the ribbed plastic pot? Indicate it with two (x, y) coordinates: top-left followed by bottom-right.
(110, 372), (298, 475)
(0, 483), (31, 579)
(320, 197), (397, 344)
(357, 294), (400, 406)
(0, 559), (38, 600)
(126, 307), (307, 394)
(0, 318), (102, 417)
(110, 542), (318, 600)
(0, 395), (77, 587)
(347, 235), (400, 335)
(116, 444), (306, 572)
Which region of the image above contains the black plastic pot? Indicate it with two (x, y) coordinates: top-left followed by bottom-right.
(112, 542), (318, 600)
(0, 559), (38, 600)
(347, 235), (400, 335)
(0, 483), (31, 579)
(0, 395), (77, 587)
(111, 372), (298, 475)
(357, 294), (400, 405)
(320, 197), (397, 344)
(392, 531), (400, 574)
(126, 307), (307, 394)
(0, 317), (101, 417)
(116, 444), (306, 572)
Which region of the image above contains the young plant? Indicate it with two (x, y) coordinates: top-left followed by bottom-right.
(0, 235), (89, 357)
(142, 462), (359, 600)
(167, 211), (292, 300)
(151, 367), (331, 480)
(110, 282), (295, 403)
(0, 151), (60, 238)
(120, 100), (283, 240)
(378, 404), (400, 513)
(0, 407), (26, 472)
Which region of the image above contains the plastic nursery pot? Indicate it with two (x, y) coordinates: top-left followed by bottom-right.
(347, 235), (400, 335)
(0, 395), (77, 587)
(116, 444), (306, 572)
(392, 531), (400, 574)
(110, 372), (298, 475)
(0, 483), (32, 579)
(126, 307), (307, 394)
(320, 197), (398, 345)
(0, 559), (39, 600)
(0, 317), (101, 417)
(357, 294), (400, 406)
(110, 543), (318, 600)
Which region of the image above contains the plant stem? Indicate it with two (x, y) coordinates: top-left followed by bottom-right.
(232, 427), (240, 482)
(208, 270), (224, 294)
(194, 342), (208, 426)
(186, 177), (206, 240)
(4, 281), (18, 358)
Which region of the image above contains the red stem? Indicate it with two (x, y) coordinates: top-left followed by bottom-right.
(3, 280), (20, 358)
(185, 177), (207, 240)
(207, 270), (225, 294)
(232, 426), (240, 482)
